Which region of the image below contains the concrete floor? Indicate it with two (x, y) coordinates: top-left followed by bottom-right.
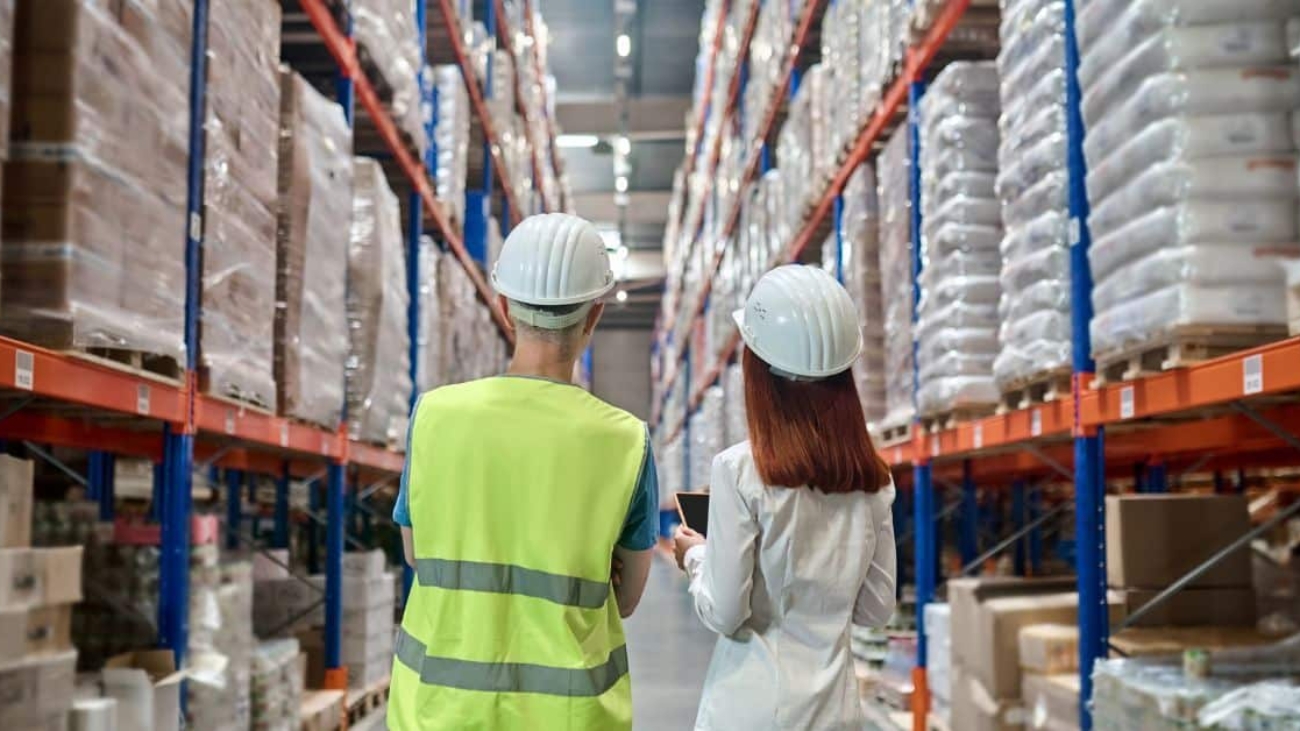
(624, 551), (717, 731)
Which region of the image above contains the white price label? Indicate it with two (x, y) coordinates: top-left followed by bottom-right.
(279, 423), (290, 447)
(225, 410), (236, 435)
(1120, 386), (1135, 420)
(189, 212), (202, 241)
(14, 350), (33, 391)
(322, 434), (332, 454)
(973, 423), (984, 449)
(931, 434), (940, 457)
(1069, 216), (1082, 247)
(893, 447), (902, 464)
(1031, 409), (1043, 437)
(1243, 354), (1263, 395)
(136, 384), (150, 416)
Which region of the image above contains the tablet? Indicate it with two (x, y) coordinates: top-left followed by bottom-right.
(675, 492), (710, 538)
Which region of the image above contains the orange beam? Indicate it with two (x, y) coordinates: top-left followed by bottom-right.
(0, 413), (164, 460)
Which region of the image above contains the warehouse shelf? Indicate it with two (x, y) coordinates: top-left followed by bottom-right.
(299, 0), (514, 341)
(681, 1), (731, 185)
(492, 0), (558, 212)
(523, 0), (567, 209)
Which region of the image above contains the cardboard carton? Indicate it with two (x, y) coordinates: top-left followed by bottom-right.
(102, 650), (187, 731)
(950, 666), (1025, 731)
(342, 549), (387, 578)
(947, 577), (1077, 668)
(0, 649), (77, 727)
(1115, 587), (1256, 628)
(36, 546), (83, 605)
(0, 457), (32, 549)
(969, 593), (1082, 700)
(1021, 672), (1080, 731)
(0, 603), (72, 659)
(1018, 624), (1079, 675)
(1105, 495), (1251, 589)
(69, 697), (117, 731)
(1109, 625), (1280, 656)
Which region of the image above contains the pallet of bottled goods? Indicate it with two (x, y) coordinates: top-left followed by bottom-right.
(353, 0), (427, 157)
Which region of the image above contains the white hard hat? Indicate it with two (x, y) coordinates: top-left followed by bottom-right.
(491, 213), (615, 307)
(733, 265), (863, 380)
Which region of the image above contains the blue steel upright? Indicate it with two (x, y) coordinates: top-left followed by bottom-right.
(226, 470), (242, 550)
(908, 81), (936, 711)
(1064, 0), (1107, 726)
(158, 0), (208, 666)
(958, 460), (978, 567)
(325, 463), (346, 670)
(833, 195), (845, 284)
(273, 463), (291, 550)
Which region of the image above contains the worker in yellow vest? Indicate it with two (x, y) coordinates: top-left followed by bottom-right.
(388, 213), (659, 730)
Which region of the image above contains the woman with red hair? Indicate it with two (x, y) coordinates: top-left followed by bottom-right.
(673, 265), (897, 731)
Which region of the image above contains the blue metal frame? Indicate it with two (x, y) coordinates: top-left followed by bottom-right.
(958, 460), (978, 567)
(1028, 485), (1044, 575)
(89, 452), (115, 522)
(226, 470), (242, 550)
(1145, 459), (1168, 493)
(1012, 481), (1027, 576)
(325, 464), (346, 670)
(273, 462), (291, 550)
(1064, 0), (1107, 725)
(832, 195), (845, 284)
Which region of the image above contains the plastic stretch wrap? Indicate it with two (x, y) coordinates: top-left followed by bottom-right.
(822, 0), (871, 155)
(776, 64), (831, 225)
(917, 63), (1002, 416)
(1092, 635), (1300, 730)
(434, 65), (470, 228)
(354, 0), (427, 156)
(742, 0), (796, 145)
(188, 556), (254, 731)
(0, 0), (11, 166)
(275, 70), (351, 428)
(925, 603), (953, 706)
(415, 237), (440, 392)
(348, 159), (413, 445)
(250, 638), (303, 731)
(659, 433), (685, 511)
(432, 250), (508, 388)
(878, 128), (914, 428)
(723, 362), (748, 447)
(995, 0), (1072, 388)
(1076, 0), (1300, 63)
(2, 0), (190, 362)
(691, 386), (724, 490)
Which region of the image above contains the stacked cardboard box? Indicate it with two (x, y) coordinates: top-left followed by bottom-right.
(3, 0), (190, 363)
(354, 0), (426, 156)
(924, 603), (953, 724)
(0, 454), (82, 730)
(1018, 624), (1082, 730)
(1106, 494), (1256, 627)
(877, 128), (914, 429)
(275, 68), (352, 428)
(200, 0), (281, 407)
(347, 159), (413, 445)
(101, 650), (186, 731)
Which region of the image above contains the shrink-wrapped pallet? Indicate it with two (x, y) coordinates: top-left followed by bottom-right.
(1078, 0), (1300, 363)
(843, 164), (886, 427)
(188, 557), (254, 731)
(994, 0), (1073, 390)
(878, 128), (914, 429)
(434, 251), (507, 387)
(275, 69), (351, 428)
(3, 0), (191, 364)
(434, 65), (470, 228)
(690, 386), (725, 490)
(347, 159), (413, 445)
(354, 0), (427, 155)
(916, 62), (1003, 416)
(822, 0), (869, 156)
(415, 236), (441, 392)
(723, 361), (747, 447)
(250, 638), (303, 731)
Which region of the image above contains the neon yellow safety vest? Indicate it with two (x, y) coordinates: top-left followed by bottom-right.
(388, 376), (647, 731)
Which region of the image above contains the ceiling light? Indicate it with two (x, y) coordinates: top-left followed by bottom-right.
(616, 290), (628, 303)
(615, 176), (628, 193)
(556, 134), (600, 148)
(616, 136), (631, 155)
(616, 34), (631, 58)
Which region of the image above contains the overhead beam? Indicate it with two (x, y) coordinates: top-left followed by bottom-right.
(556, 96), (690, 138)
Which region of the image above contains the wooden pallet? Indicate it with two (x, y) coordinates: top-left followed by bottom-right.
(921, 404), (997, 432)
(198, 369), (275, 412)
(300, 689), (346, 731)
(204, 389), (276, 418)
(351, 704), (389, 731)
(1093, 325), (1288, 387)
(878, 419), (913, 447)
(64, 347), (182, 385)
(997, 367), (1072, 414)
(347, 674), (391, 724)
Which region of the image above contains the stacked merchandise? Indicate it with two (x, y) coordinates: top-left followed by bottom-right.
(658, 433), (686, 512)
(348, 159), (414, 445)
(723, 362), (747, 447)
(915, 62), (1003, 417)
(275, 69), (352, 428)
(1017, 623), (1083, 730)
(993, 0), (1073, 390)
(1092, 637), (1300, 729)
(1076, 0), (1300, 363)
(354, 0), (427, 155)
(822, 0), (868, 157)
(873, 635), (918, 708)
(486, 48), (514, 125)
(1106, 495), (1257, 627)
(776, 64), (830, 227)
(842, 164), (887, 427)
(741, 0), (797, 144)
(415, 237), (441, 393)
(200, 0), (281, 408)
(946, 576), (1104, 731)
(925, 603), (953, 725)
(688, 0), (727, 173)
(434, 65), (470, 228)
(0, 457), (81, 730)
(466, 21), (493, 84)
(3, 0), (190, 364)
(690, 386), (725, 489)
(707, 245), (739, 366)
(759, 170), (789, 271)
(499, 115), (537, 213)
(434, 251), (509, 387)
(188, 556), (255, 731)
(251, 638), (304, 731)
(877, 128), (914, 430)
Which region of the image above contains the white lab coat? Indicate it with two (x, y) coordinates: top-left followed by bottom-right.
(683, 442), (898, 731)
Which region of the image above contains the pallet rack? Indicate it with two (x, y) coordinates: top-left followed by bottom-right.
(0, 0), (561, 697)
(649, 2), (1300, 729)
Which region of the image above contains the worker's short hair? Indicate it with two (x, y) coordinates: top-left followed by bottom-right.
(508, 300), (594, 348)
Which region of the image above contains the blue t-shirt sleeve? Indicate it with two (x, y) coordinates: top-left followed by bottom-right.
(617, 429), (660, 551)
(392, 394), (423, 528)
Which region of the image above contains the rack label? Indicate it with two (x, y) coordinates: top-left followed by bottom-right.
(1120, 386), (1135, 419)
(136, 384), (150, 416)
(1243, 354), (1263, 395)
(1031, 409), (1042, 437)
(973, 423), (984, 449)
(931, 434), (940, 457)
(322, 434), (332, 455)
(14, 350), (33, 390)
(893, 447), (902, 465)
(189, 212), (202, 241)
(224, 410), (236, 435)
(279, 423), (290, 448)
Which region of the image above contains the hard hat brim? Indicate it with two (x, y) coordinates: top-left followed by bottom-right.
(491, 268), (616, 306)
(733, 308), (862, 380)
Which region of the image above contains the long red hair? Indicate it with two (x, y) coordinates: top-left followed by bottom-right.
(743, 348), (890, 493)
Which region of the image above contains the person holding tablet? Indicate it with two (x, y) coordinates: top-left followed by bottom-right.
(673, 265), (897, 731)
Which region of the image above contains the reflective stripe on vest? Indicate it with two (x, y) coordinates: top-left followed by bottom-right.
(414, 558), (610, 609)
(394, 627), (629, 697)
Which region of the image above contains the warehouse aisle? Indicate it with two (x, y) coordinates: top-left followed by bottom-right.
(625, 553), (716, 730)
